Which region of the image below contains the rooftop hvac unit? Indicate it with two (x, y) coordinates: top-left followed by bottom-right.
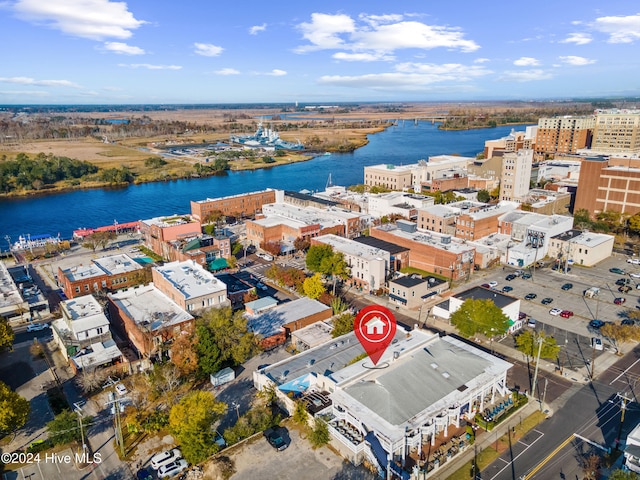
(440, 235), (451, 244)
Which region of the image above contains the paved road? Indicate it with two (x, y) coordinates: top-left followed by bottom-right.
(481, 344), (640, 480)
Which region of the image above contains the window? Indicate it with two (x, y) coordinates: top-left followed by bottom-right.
(96, 327), (103, 335)
(75, 286), (80, 293)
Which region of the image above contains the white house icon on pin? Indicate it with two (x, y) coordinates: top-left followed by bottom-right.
(365, 316), (386, 335)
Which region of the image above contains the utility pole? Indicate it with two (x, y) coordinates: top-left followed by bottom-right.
(531, 335), (544, 409)
(591, 342), (597, 380)
(615, 392), (631, 450)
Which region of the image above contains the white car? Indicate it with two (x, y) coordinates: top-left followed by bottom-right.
(26, 322), (50, 332)
(488, 281), (498, 288)
(630, 272), (640, 278)
(549, 308), (562, 316)
(151, 448), (182, 470)
(627, 258), (640, 265)
(256, 252), (274, 261)
(115, 383), (127, 396)
(158, 459), (188, 478)
(592, 337), (604, 351)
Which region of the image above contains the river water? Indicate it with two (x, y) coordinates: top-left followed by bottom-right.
(0, 122), (532, 243)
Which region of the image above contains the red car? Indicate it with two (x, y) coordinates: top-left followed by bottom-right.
(560, 310), (574, 318)
(614, 297), (626, 305)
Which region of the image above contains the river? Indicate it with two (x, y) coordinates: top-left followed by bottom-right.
(0, 122), (532, 243)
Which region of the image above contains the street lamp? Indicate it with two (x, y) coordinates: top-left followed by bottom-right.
(231, 402), (240, 420)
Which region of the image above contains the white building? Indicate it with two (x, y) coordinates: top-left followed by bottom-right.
(499, 149), (534, 203)
(254, 328), (512, 477)
(624, 422), (640, 473)
(536, 160), (582, 183)
(313, 234), (390, 291)
(547, 230), (615, 267)
(367, 192), (434, 220)
(52, 295), (122, 371)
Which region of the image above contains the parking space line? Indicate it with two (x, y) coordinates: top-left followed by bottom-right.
(489, 429), (545, 480)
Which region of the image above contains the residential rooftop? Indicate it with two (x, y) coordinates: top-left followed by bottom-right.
(0, 262), (24, 309)
(314, 234), (389, 260)
(60, 295), (109, 334)
(140, 214), (198, 228)
(391, 275), (445, 289)
(92, 254), (144, 276)
(551, 229), (614, 247)
(109, 284), (194, 331)
(352, 236), (408, 255)
(454, 286), (517, 309)
(246, 297), (331, 339)
(154, 260), (227, 298)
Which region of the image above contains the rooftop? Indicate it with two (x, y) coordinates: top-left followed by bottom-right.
(154, 260), (227, 299)
(374, 224), (474, 255)
(391, 275), (445, 289)
(352, 236), (408, 255)
(315, 234), (390, 261)
(454, 286), (517, 309)
(61, 295), (109, 334)
(284, 190), (338, 207)
(71, 339), (122, 371)
(109, 284), (194, 331)
(246, 297), (331, 338)
(193, 188), (274, 204)
(141, 214), (198, 228)
(551, 229), (614, 247)
(92, 254), (144, 276)
(291, 321), (333, 349)
(0, 262), (24, 309)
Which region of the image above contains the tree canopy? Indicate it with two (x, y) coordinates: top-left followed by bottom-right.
(169, 391), (227, 463)
(47, 410), (91, 446)
(515, 330), (560, 361)
(331, 312), (355, 338)
(0, 319), (14, 350)
(449, 299), (511, 338)
(0, 381), (30, 435)
(303, 273), (325, 300)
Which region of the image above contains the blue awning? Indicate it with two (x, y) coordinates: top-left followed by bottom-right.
(209, 258), (228, 270)
(389, 293), (407, 304)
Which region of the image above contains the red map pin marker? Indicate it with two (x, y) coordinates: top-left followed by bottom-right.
(354, 305), (397, 366)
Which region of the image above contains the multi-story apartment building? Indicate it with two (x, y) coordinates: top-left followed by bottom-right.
(190, 189), (277, 221)
(312, 234), (391, 292)
(139, 214), (202, 258)
(58, 253), (146, 299)
(483, 127), (537, 159)
(52, 295), (122, 372)
(535, 116), (595, 155)
(499, 149), (534, 202)
(574, 157), (640, 217)
(152, 260), (230, 313)
(592, 109), (640, 154)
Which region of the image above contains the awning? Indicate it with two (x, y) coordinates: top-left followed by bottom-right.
(209, 258), (228, 271)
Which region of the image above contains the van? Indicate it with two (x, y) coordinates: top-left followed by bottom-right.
(591, 337), (603, 351)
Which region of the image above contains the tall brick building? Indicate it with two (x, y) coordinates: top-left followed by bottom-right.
(535, 116), (594, 155)
(190, 189), (277, 221)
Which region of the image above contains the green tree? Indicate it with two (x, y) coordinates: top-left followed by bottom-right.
(574, 208), (592, 229)
(0, 320), (14, 350)
(195, 324), (223, 376)
(449, 299), (511, 338)
(331, 312), (355, 338)
(330, 297), (349, 315)
(477, 189), (490, 203)
(515, 330), (560, 362)
(199, 307), (261, 367)
(601, 323), (637, 354)
(169, 391), (227, 464)
(0, 381), (30, 435)
(308, 418), (330, 448)
(306, 244), (334, 272)
(627, 213), (640, 235)
(292, 401), (308, 425)
(47, 410), (90, 446)
(303, 273), (325, 300)
(608, 469), (638, 480)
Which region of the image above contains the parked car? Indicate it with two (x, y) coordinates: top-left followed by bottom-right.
(264, 427), (288, 451)
(480, 283), (491, 288)
(561, 283), (573, 291)
(26, 322), (50, 333)
(614, 297), (626, 305)
(505, 274), (516, 281)
(158, 459), (188, 479)
(591, 337), (604, 351)
(151, 448), (182, 470)
(560, 310), (574, 318)
(615, 278), (630, 286)
(619, 285), (632, 293)
(521, 273), (532, 279)
(527, 318), (537, 328)
(524, 293), (537, 300)
(622, 319), (636, 326)
(502, 286), (513, 293)
(115, 383), (127, 396)
(488, 281), (498, 288)
(256, 282), (268, 291)
(518, 312), (527, 320)
(610, 267), (626, 275)
(541, 297), (553, 305)
(627, 258), (640, 264)
(136, 468), (153, 480)
(549, 308), (562, 316)
(630, 272), (640, 278)
(588, 319), (605, 331)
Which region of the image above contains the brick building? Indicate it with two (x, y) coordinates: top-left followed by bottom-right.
(592, 109), (640, 154)
(139, 214), (202, 258)
(454, 203), (519, 241)
(190, 189), (277, 221)
(58, 253), (146, 299)
(535, 116), (594, 155)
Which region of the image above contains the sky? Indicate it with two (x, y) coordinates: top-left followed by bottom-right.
(0, 0), (639, 104)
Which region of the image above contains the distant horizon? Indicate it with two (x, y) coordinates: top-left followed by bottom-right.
(2, 1), (640, 104)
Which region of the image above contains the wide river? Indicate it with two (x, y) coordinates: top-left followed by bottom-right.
(0, 122), (532, 243)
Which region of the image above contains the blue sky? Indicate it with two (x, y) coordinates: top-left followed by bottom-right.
(1, 1), (639, 104)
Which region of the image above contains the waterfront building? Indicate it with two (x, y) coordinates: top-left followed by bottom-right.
(592, 109), (640, 154)
(312, 234), (390, 292)
(367, 192), (434, 220)
(547, 229), (614, 267)
(107, 284), (195, 359)
(535, 116), (595, 155)
(499, 149), (534, 203)
(58, 253), (146, 299)
(253, 328), (512, 477)
(574, 157), (640, 217)
(483, 127), (537, 159)
(190, 189), (277, 221)
(52, 295), (122, 373)
(163, 233), (231, 268)
(139, 214), (202, 258)
(370, 222), (475, 281)
(152, 260), (230, 313)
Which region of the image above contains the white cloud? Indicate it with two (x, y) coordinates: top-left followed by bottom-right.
(249, 23), (267, 35)
(193, 43), (224, 57)
(296, 12), (479, 55)
(12, 0), (145, 40)
(593, 13), (640, 43)
(103, 42), (145, 55)
(474, 58), (490, 64)
(0, 90), (50, 97)
(0, 76), (81, 88)
(318, 62), (491, 91)
(215, 68), (240, 75)
(266, 69), (287, 76)
(332, 52), (394, 62)
(558, 55), (595, 66)
(499, 69), (553, 82)
(118, 63), (182, 70)
(560, 32), (592, 45)
(513, 57), (540, 66)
